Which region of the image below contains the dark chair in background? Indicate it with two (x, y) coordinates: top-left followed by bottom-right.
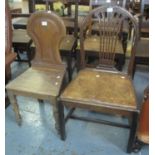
(59, 6), (139, 153)
(133, 0), (149, 76)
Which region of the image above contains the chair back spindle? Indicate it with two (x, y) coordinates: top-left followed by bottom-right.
(80, 6), (139, 77)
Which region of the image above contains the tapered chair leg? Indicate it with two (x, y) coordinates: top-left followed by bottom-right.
(127, 112), (139, 153)
(58, 101), (66, 140)
(7, 91), (22, 126)
(51, 98), (60, 134)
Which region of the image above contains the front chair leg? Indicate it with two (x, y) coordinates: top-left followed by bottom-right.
(58, 100), (66, 140)
(7, 91), (22, 126)
(51, 98), (60, 134)
(127, 112), (138, 153)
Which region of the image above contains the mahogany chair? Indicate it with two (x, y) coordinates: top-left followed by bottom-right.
(133, 86), (149, 152)
(5, 0), (17, 108)
(6, 11), (66, 135)
(5, 0), (17, 83)
(137, 86), (149, 143)
(59, 6), (139, 153)
(11, 0), (78, 81)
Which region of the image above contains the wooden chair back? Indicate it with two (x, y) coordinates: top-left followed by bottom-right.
(27, 11), (66, 68)
(80, 6), (139, 77)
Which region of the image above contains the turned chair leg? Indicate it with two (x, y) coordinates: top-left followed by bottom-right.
(7, 91), (22, 126)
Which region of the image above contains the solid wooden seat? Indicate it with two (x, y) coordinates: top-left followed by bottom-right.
(6, 66), (65, 97)
(6, 11), (66, 136)
(61, 68), (137, 111)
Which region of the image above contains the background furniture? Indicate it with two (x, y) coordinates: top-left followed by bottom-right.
(5, 0), (17, 84)
(133, 86), (149, 152)
(137, 86), (149, 144)
(6, 11), (66, 136)
(133, 0), (149, 77)
(59, 6), (139, 153)
(5, 0), (17, 108)
(12, 29), (33, 66)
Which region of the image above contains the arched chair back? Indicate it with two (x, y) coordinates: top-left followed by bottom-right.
(27, 11), (66, 68)
(80, 6), (139, 77)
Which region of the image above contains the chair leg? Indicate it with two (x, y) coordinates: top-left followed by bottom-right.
(58, 100), (66, 140)
(67, 54), (72, 82)
(7, 91), (22, 126)
(27, 46), (31, 67)
(51, 98), (60, 134)
(127, 112), (138, 153)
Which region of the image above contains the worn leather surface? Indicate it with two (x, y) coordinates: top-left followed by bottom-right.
(61, 68), (137, 110)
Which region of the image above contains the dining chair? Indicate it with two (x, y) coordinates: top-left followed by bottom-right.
(59, 6), (139, 153)
(6, 11), (66, 135)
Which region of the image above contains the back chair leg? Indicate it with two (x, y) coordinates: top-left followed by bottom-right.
(127, 112), (138, 153)
(58, 100), (66, 140)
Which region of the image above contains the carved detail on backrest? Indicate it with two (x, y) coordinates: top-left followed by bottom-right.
(5, 0), (12, 55)
(27, 11), (66, 67)
(80, 6), (139, 76)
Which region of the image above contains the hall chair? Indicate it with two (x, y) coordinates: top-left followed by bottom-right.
(29, 0), (79, 81)
(58, 6), (139, 153)
(6, 11), (66, 135)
